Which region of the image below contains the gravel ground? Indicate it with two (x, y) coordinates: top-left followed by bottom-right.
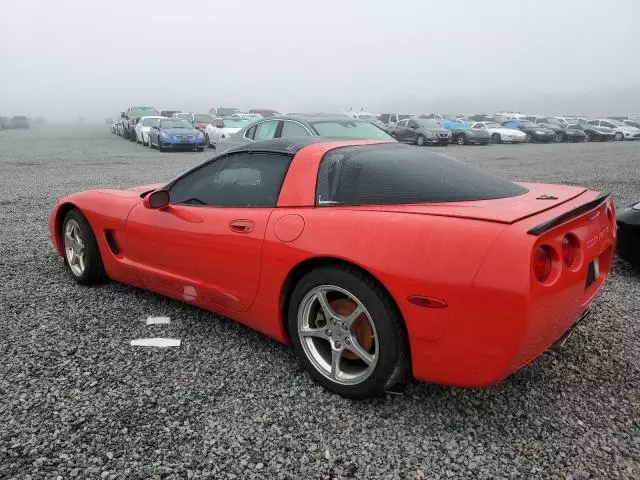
(0, 126), (638, 480)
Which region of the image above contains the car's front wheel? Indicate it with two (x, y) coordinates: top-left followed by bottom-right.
(457, 134), (467, 145)
(556, 132), (565, 143)
(288, 265), (409, 399)
(416, 134), (426, 146)
(491, 133), (501, 144)
(614, 132), (624, 141)
(62, 209), (107, 285)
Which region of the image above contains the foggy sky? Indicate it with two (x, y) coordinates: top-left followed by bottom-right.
(1, 0), (640, 121)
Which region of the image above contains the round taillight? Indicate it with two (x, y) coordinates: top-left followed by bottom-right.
(533, 245), (553, 282)
(562, 234), (579, 267)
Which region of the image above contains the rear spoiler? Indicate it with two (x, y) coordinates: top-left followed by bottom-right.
(527, 192), (610, 236)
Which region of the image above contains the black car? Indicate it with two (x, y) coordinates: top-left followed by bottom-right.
(0, 116), (10, 130)
(572, 122), (615, 142)
(215, 114), (395, 153)
(392, 118), (451, 146)
(502, 120), (555, 143)
(616, 200), (640, 269)
(10, 116), (30, 129)
(526, 116), (586, 142)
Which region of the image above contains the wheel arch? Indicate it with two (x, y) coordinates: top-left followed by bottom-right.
(52, 202), (80, 254)
(279, 256), (409, 344)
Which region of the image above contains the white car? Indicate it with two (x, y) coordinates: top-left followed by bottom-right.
(203, 117), (254, 147)
(587, 119), (640, 141)
(471, 121), (526, 143)
(135, 116), (165, 145)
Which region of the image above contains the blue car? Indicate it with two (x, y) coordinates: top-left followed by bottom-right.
(437, 120), (491, 145)
(148, 118), (206, 152)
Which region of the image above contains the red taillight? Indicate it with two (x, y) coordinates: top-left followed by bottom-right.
(533, 245), (553, 282)
(562, 234), (579, 267)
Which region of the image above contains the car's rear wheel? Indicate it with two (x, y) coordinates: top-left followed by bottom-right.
(491, 133), (501, 144)
(457, 134), (467, 145)
(556, 132), (565, 143)
(614, 132), (624, 141)
(416, 134), (426, 146)
(288, 265), (408, 399)
(62, 209), (107, 285)
(585, 132), (592, 142)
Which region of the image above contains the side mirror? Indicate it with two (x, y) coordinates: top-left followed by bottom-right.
(143, 189), (170, 209)
(121, 112), (126, 118)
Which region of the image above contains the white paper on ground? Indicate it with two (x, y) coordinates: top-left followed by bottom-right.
(130, 338), (181, 348)
(146, 316), (171, 325)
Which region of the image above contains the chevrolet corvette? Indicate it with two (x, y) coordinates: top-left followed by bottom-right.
(49, 139), (616, 398)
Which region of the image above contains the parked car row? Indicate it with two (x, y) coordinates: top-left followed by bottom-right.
(0, 116), (30, 129)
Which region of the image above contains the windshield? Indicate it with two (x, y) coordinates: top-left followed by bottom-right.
(311, 120), (394, 140)
(607, 119), (624, 126)
(357, 114), (377, 120)
(175, 113), (191, 119)
(194, 114), (213, 122)
(143, 118), (160, 127)
(398, 114), (413, 120)
(543, 118), (563, 126)
(222, 119), (251, 128)
(160, 119), (193, 129)
(217, 108), (240, 116)
(416, 119), (439, 128)
(518, 121), (535, 127)
(130, 107), (159, 117)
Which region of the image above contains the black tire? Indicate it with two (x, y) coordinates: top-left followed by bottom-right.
(61, 209), (107, 285)
(196, 147), (204, 152)
(585, 133), (592, 142)
(205, 133), (211, 147)
(123, 128), (129, 140)
(614, 132), (624, 141)
(491, 133), (501, 144)
(415, 134), (425, 146)
(287, 265), (409, 399)
(129, 128), (137, 142)
(524, 133), (532, 143)
(556, 132), (565, 143)
(456, 134), (467, 145)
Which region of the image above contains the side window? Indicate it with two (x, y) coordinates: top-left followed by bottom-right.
(253, 120), (280, 140)
(587, 120), (599, 126)
(390, 114), (398, 123)
(474, 123), (484, 129)
(379, 114), (390, 123)
(407, 120), (417, 128)
(397, 120), (408, 128)
(245, 125), (257, 140)
(601, 121), (613, 128)
(169, 152), (292, 207)
(280, 121), (312, 138)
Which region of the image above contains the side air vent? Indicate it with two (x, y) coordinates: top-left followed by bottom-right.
(104, 230), (120, 255)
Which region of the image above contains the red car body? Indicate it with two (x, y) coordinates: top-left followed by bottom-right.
(49, 139), (616, 387)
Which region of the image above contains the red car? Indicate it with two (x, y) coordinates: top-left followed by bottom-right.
(49, 139), (616, 398)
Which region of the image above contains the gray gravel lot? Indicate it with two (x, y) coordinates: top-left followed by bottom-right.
(0, 126), (638, 479)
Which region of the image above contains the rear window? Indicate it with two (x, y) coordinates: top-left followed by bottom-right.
(316, 144), (528, 206)
(310, 120), (394, 140)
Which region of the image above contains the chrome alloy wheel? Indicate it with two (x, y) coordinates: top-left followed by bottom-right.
(64, 219), (86, 277)
(297, 285), (378, 385)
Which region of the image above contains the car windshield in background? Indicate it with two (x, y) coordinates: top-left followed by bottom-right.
(223, 119), (251, 128)
(311, 120), (394, 140)
(543, 118), (563, 126)
(568, 124), (581, 129)
(143, 118), (159, 126)
(416, 119), (440, 128)
(130, 107), (159, 117)
(398, 115), (413, 120)
(357, 114), (377, 120)
(485, 122), (503, 129)
(519, 121), (536, 127)
(316, 144), (528, 206)
(160, 119), (193, 129)
(217, 108), (240, 116)
(607, 119), (624, 126)
(194, 115), (213, 122)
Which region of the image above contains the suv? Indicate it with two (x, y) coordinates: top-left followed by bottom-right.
(11, 116), (30, 129)
(378, 113), (414, 129)
(120, 106), (160, 141)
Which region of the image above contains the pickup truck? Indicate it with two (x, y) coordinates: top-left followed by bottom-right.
(120, 106), (160, 141)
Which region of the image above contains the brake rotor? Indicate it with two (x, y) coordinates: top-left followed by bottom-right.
(330, 298), (373, 360)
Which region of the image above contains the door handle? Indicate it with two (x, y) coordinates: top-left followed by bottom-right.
(229, 219), (255, 234)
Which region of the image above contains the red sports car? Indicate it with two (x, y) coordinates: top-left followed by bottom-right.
(49, 138), (616, 398)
